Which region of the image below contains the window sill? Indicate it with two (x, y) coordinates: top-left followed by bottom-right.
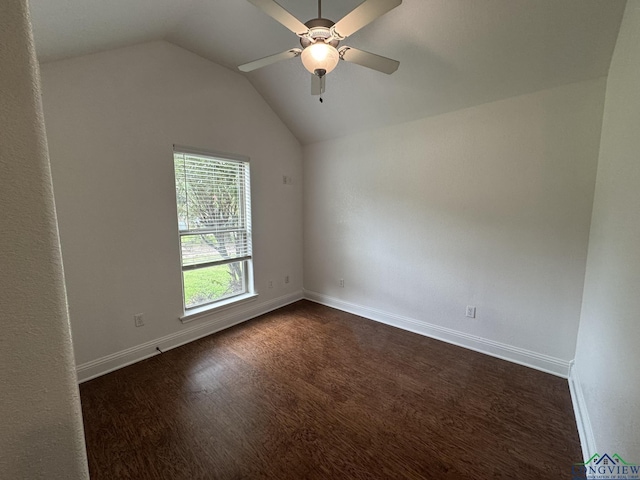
(180, 292), (259, 324)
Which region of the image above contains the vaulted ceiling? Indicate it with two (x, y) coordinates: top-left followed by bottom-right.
(29, 0), (626, 144)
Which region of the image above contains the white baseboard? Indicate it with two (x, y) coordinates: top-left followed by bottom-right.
(78, 289), (573, 383)
(304, 290), (571, 378)
(76, 291), (304, 383)
(568, 361), (597, 461)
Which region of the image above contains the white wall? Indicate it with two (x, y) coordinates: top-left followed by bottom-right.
(40, 41), (303, 380)
(572, 0), (640, 460)
(304, 78), (606, 375)
(0, 0), (89, 477)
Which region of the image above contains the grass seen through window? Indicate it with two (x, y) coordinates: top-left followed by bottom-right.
(182, 261), (245, 309)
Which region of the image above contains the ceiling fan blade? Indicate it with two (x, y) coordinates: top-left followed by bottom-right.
(247, 0), (309, 35)
(333, 0), (402, 38)
(311, 75), (326, 95)
(238, 48), (302, 72)
(339, 46), (399, 74)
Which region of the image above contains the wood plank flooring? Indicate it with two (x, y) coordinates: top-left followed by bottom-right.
(80, 300), (582, 479)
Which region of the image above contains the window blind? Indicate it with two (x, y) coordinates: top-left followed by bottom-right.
(174, 151), (252, 270)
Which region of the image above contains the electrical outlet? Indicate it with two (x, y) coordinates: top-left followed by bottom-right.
(134, 313), (144, 327)
(268, 279), (273, 289)
(466, 306), (476, 318)
(339, 278), (344, 287)
(284, 275), (290, 284)
(282, 175), (293, 185)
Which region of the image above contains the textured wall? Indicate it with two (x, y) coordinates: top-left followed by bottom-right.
(0, 0), (89, 477)
(574, 0), (640, 460)
(40, 41), (303, 371)
(304, 78), (605, 369)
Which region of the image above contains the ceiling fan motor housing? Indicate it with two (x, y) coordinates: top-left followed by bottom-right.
(300, 18), (340, 48)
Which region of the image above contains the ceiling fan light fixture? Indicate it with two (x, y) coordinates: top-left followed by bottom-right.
(301, 43), (340, 76)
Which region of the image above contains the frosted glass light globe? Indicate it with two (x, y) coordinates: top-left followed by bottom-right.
(301, 43), (340, 76)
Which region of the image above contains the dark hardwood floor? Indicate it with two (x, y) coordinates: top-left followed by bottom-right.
(80, 300), (581, 479)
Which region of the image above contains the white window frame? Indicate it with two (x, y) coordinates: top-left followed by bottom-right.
(173, 145), (256, 322)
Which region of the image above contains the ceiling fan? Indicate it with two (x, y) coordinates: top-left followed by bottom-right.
(238, 0), (402, 96)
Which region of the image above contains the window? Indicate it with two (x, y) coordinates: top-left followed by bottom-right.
(173, 146), (253, 312)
